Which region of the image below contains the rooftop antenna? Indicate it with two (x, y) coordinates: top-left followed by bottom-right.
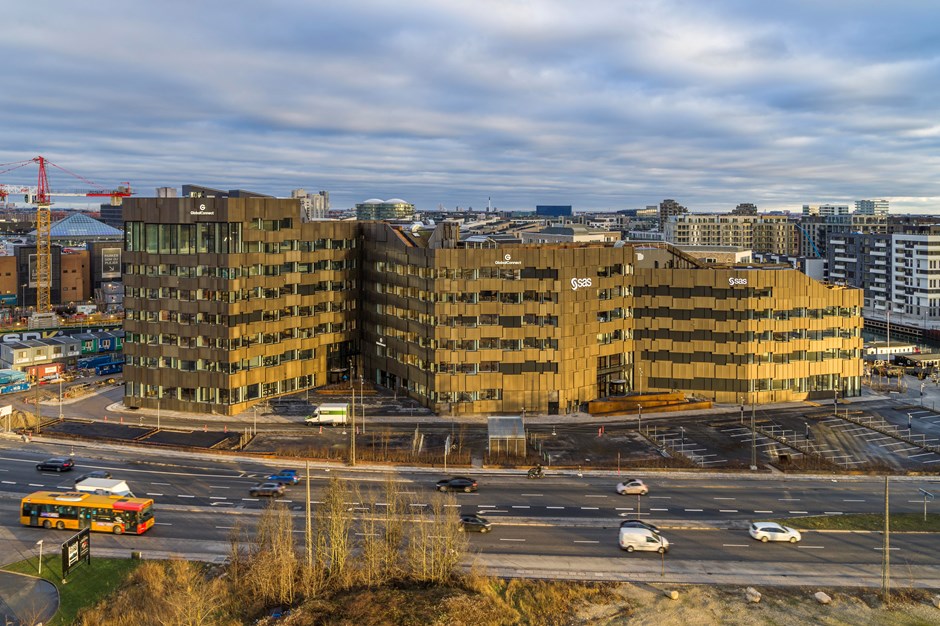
(487, 196), (492, 213)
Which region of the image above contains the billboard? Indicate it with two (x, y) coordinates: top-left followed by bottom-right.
(101, 248), (121, 279)
(61, 527), (91, 577)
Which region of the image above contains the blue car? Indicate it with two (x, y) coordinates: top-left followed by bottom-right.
(267, 470), (300, 485)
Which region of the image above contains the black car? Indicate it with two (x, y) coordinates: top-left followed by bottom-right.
(74, 470), (112, 484)
(36, 458), (74, 472)
(619, 519), (659, 534)
(436, 476), (478, 493)
(459, 514), (492, 533)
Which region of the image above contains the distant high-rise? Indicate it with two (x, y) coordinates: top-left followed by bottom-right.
(854, 199), (889, 215)
(732, 203), (757, 216)
(356, 198), (415, 221)
(292, 189), (330, 221)
(535, 205), (573, 218)
(658, 199), (687, 231)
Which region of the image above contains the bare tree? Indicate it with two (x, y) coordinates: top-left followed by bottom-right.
(249, 502), (299, 606)
(322, 475), (355, 585)
(405, 492), (468, 583)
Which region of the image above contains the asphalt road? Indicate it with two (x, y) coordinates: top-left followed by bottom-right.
(1, 436), (939, 587)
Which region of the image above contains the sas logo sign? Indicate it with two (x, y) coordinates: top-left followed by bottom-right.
(570, 277), (593, 291)
(728, 277), (748, 286)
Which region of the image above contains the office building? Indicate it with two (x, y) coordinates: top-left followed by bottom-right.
(355, 198), (415, 221)
(122, 196), (863, 416)
(855, 199), (889, 215)
(535, 205), (573, 218)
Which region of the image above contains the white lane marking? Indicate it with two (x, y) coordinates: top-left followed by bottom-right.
(650, 508), (669, 512)
(789, 511), (809, 514)
(723, 544), (749, 548)
(511, 506), (530, 509)
(146, 493), (163, 496)
(778, 498), (801, 501)
(574, 540), (599, 544)
(444, 504), (460, 508)
(823, 511), (843, 515)
(409, 503), (427, 508)
(798, 545), (825, 549)
(1, 480), (14, 485)
(585, 495), (608, 498)
(719, 509), (739, 513)
(581, 507), (600, 510)
(649, 496), (672, 499)
(874, 547), (900, 551)
(478, 505), (496, 508)
(843, 499), (865, 502)
(209, 485), (230, 489)
(209, 496), (228, 500)
(178, 494), (195, 498)
(520, 493), (543, 497)
(754, 510), (773, 514)
(546, 506), (565, 509)
(154, 522), (172, 526)
(685, 508), (703, 512)
(28, 483), (44, 487)
(714, 497), (736, 500)
(614, 507), (633, 511)
(499, 538), (526, 542)
(151, 482), (171, 485)
(215, 526), (234, 529)
(242, 498), (259, 501)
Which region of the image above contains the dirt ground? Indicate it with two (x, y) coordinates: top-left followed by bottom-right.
(575, 584), (940, 626)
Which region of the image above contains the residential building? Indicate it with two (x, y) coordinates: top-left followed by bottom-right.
(855, 199), (889, 215)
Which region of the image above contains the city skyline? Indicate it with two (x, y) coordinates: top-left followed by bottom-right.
(3, 2), (940, 213)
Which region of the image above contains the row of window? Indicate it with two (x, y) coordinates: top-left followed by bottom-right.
(125, 222), (356, 255)
(633, 306), (859, 322)
(634, 327), (858, 343)
(124, 259), (356, 279)
(639, 349), (860, 365)
(126, 321), (352, 350)
(374, 262), (630, 280)
(129, 375), (316, 405)
(128, 346), (317, 373)
(126, 301), (350, 325)
(652, 374), (850, 394)
(434, 314), (560, 328)
(125, 280), (356, 303)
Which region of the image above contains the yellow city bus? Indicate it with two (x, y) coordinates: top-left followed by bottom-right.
(20, 491), (155, 535)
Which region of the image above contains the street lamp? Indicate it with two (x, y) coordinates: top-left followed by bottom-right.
(59, 377), (63, 421)
(637, 404), (642, 433)
(679, 426), (685, 449)
(36, 539), (44, 576)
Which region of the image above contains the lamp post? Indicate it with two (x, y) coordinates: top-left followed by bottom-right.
(679, 426), (685, 449)
(349, 358), (356, 466)
(59, 377), (63, 421)
(637, 404), (642, 434)
(156, 394), (161, 431)
(36, 539), (44, 576)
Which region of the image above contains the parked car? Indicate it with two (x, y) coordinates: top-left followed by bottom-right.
(459, 514), (492, 533)
(615, 479), (648, 495)
(436, 476), (478, 493)
(267, 470), (300, 485)
(36, 458), (74, 472)
(619, 519), (659, 534)
(249, 482), (286, 497)
(749, 522), (802, 543)
(74, 470), (112, 485)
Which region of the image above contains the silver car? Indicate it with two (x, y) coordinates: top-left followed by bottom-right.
(749, 522), (801, 543)
(616, 479), (649, 495)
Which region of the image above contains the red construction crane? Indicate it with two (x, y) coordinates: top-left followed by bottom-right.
(0, 156), (133, 313)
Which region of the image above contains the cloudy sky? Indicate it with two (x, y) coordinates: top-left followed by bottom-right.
(2, 1), (940, 213)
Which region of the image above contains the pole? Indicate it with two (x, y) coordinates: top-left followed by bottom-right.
(360, 374), (366, 434)
(305, 460), (312, 570)
(881, 475), (890, 604)
(36, 540), (43, 576)
(35, 381), (40, 435)
(750, 391), (757, 471)
(59, 378), (63, 421)
(350, 359), (356, 466)
(157, 396), (161, 431)
(637, 404), (642, 433)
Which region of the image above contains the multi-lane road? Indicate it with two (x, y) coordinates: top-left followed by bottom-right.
(1, 436), (939, 586)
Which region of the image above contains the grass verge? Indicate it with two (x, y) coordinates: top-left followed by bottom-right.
(776, 512), (940, 532)
(3, 555), (142, 626)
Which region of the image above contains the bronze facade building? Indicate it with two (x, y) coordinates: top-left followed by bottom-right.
(123, 197), (863, 416)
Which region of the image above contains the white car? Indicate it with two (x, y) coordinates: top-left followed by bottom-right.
(749, 522), (801, 543)
(616, 479), (649, 495)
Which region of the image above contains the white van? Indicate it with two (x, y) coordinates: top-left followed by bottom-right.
(74, 478), (135, 498)
(304, 402), (350, 425)
(619, 527), (669, 553)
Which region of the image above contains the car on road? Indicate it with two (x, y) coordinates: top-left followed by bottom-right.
(749, 521), (802, 543)
(619, 526), (669, 553)
(249, 482), (286, 497)
(459, 514), (492, 533)
(619, 519), (659, 534)
(74, 470), (112, 484)
(36, 458), (74, 472)
(615, 479), (648, 495)
(267, 470), (300, 485)
(436, 476), (478, 493)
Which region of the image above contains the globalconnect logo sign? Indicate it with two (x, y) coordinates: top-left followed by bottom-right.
(190, 203), (215, 216)
(494, 253), (521, 266)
